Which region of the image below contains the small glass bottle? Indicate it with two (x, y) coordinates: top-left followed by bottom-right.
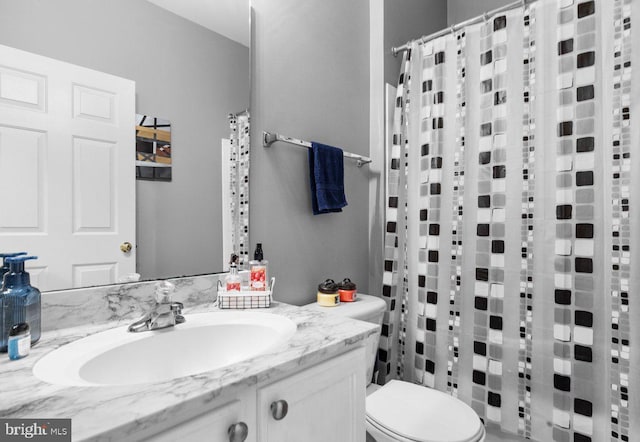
(8, 323), (30, 360)
(225, 254), (241, 292)
(249, 243), (269, 291)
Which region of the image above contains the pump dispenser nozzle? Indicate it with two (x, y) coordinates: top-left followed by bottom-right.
(254, 244), (264, 261)
(6, 255), (37, 270)
(0, 252), (27, 260)
(3, 256), (37, 287)
(1, 252), (27, 282)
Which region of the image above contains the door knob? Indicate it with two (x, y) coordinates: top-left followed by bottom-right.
(120, 242), (133, 253)
(227, 422), (248, 442)
(270, 399), (288, 420)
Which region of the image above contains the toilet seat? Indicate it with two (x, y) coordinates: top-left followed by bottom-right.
(366, 416), (485, 442)
(366, 415), (421, 442)
(366, 380), (485, 442)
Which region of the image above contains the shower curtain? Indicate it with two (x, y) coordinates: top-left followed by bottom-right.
(378, 0), (639, 440)
(229, 112), (250, 264)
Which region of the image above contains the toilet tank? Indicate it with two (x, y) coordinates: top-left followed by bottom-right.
(305, 294), (386, 385)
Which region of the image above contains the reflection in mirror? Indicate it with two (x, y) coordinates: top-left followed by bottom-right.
(0, 0), (251, 291)
(226, 111), (251, 266)
(136, 114), (173, 182)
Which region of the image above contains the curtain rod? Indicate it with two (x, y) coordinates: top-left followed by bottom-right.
(391, 0), (532, 56)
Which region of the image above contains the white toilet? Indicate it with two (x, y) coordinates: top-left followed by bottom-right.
(307, 294), (485, 442)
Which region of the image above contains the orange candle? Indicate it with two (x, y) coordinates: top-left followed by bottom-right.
(338, 278), (357, 302)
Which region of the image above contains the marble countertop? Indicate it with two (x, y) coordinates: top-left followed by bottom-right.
(0, 302), (379, 441)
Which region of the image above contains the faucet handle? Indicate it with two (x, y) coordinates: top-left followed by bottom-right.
(170, 301), (184, 314)
(155, 281), (176, 304)
(171, 301), (186, 325)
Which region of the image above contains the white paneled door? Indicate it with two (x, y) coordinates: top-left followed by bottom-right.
(0, 44), (135, 291)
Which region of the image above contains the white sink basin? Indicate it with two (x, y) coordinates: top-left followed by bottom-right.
(33, 311), (296, 387)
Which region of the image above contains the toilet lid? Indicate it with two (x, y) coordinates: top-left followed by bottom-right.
(366, 380), (483, 442)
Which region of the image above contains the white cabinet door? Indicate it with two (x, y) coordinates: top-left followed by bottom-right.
(0, 44), (135, 291)
(257, 348), (366, 442)
(142, 398), (255, 442)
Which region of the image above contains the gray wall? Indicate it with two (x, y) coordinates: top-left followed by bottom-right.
(367, 0), (447, 298)
(384, 0), (448, 85)
(0, 0), (249, 281)
(251, 0), (370, 305)
(448, 0), (514, 24)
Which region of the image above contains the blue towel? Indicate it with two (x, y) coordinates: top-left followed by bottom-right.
(309, 142), (348, 215)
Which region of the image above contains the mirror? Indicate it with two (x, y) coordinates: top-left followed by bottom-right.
(0, 0), (251, 290)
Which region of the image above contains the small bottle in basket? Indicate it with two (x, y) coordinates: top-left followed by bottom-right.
(225, 254), (241, 292)
(249, 243), (268, 291)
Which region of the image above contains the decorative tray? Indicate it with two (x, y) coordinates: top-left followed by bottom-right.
(216, 277), (275, 309)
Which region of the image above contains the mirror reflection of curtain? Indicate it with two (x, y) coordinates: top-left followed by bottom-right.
(229, 112), (250, 265)
(378, 1), (638, 441)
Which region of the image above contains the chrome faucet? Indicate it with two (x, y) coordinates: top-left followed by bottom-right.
(128, 281), (185, 333)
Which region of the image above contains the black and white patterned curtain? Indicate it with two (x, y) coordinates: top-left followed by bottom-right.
(378, 0), (638, 440)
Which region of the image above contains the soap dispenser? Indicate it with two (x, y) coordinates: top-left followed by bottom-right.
(225, 254), (241, 292)
(1, 255), (41, 352)
(249, 243), (269, 291)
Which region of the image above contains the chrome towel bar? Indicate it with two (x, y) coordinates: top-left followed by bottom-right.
(262, 131), (372, 167)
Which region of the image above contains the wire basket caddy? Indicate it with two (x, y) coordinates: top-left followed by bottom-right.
(217, 277), (275, 309)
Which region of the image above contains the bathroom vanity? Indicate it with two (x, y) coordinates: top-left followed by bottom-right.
(0, 276), (379, 442)
(147, 347), (365, 442)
